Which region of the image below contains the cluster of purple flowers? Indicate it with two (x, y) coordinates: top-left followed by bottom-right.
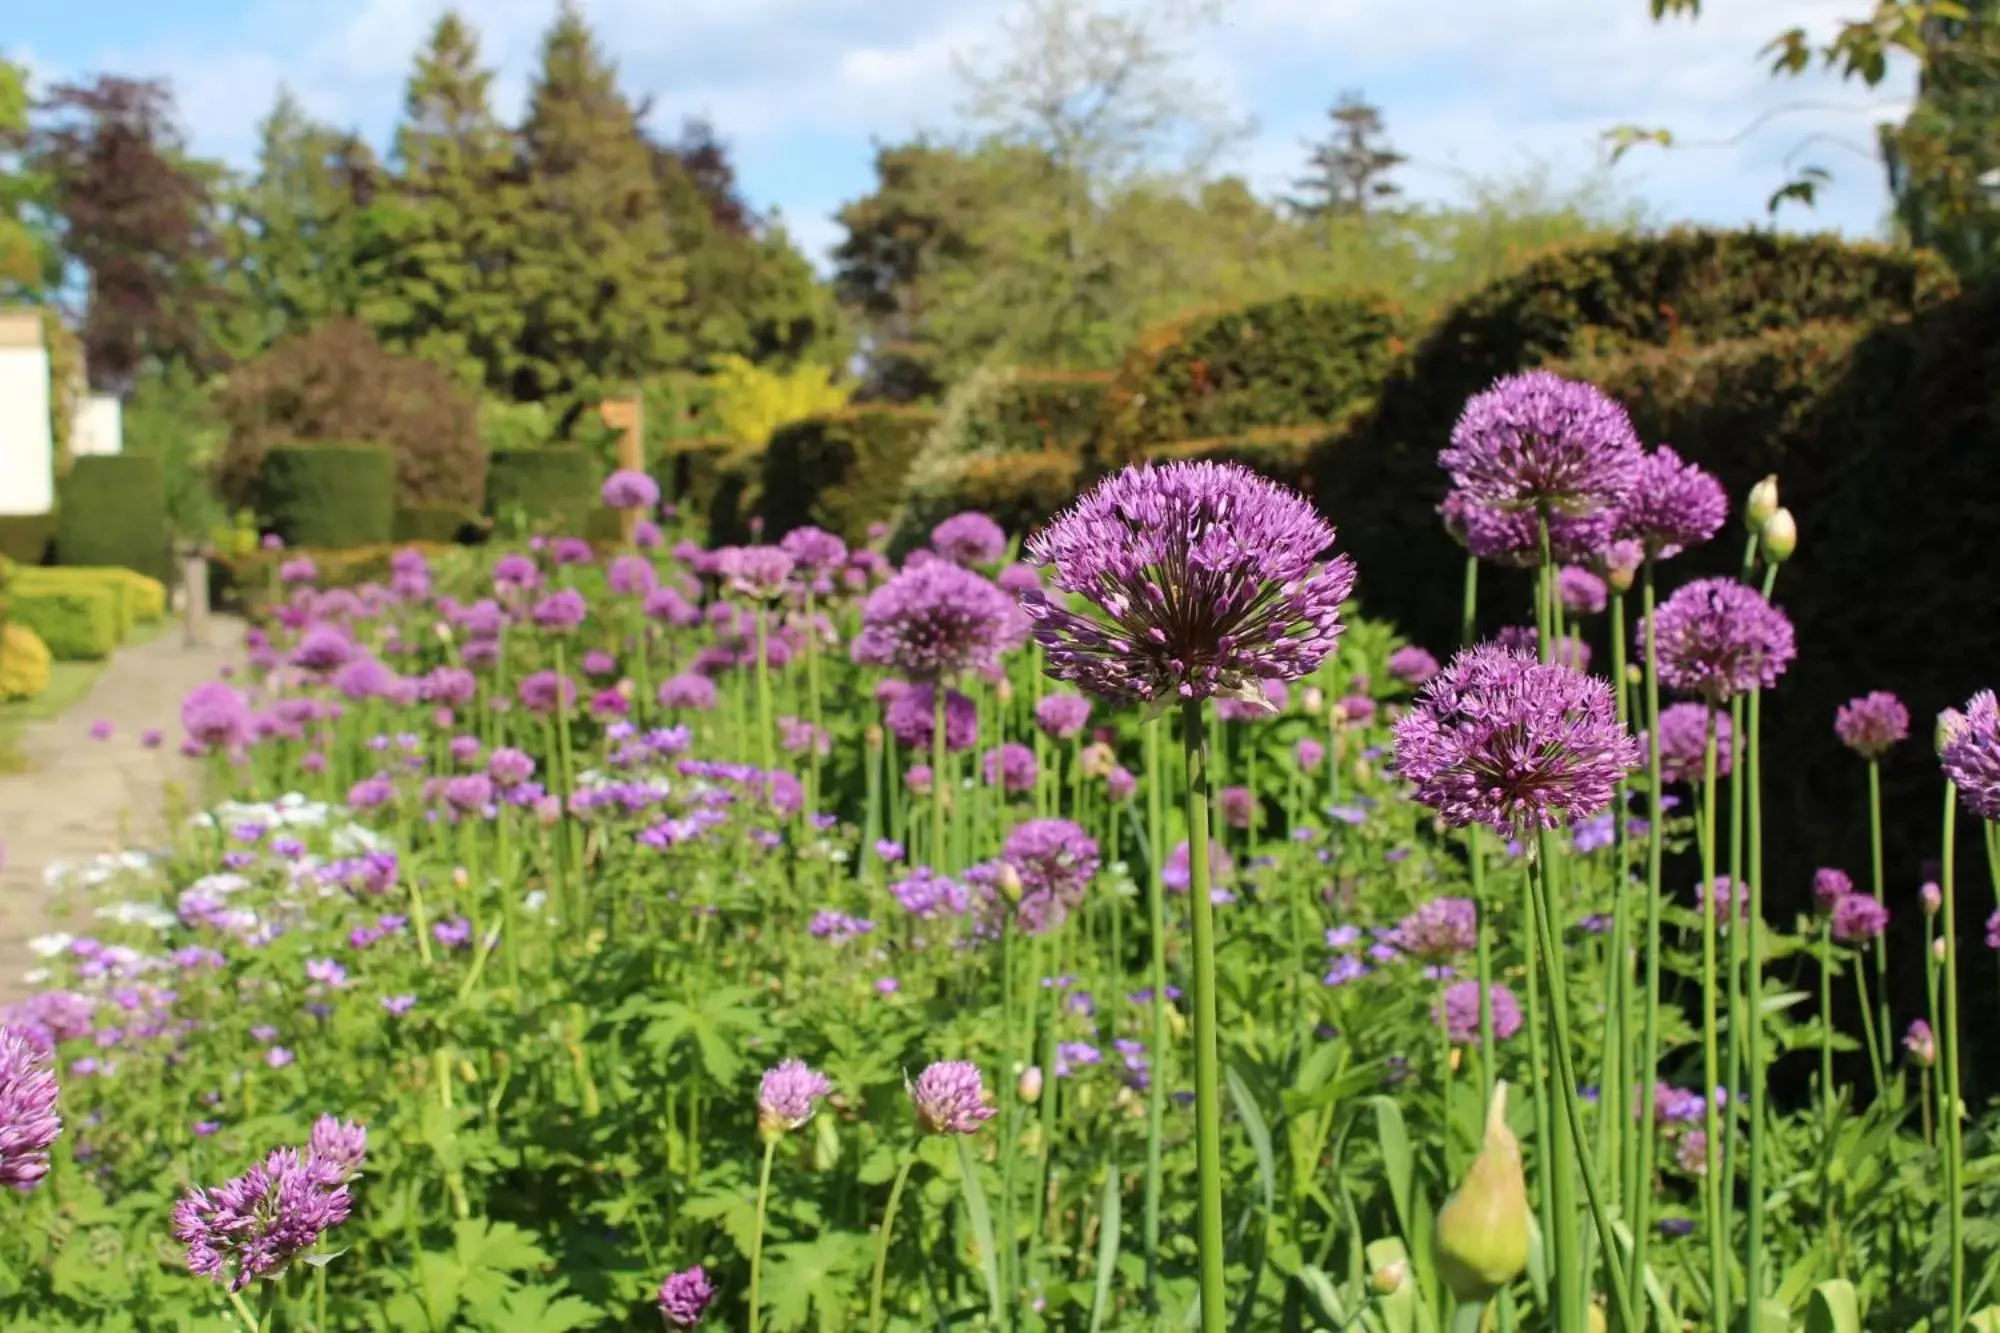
(172, 1116), (366, 1291)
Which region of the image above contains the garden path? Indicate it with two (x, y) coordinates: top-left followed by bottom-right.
(0, 616), (245, 1002)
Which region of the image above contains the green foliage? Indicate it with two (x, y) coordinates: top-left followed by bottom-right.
(119, 362), (227, 543)
(0, 514), (56, 566)
(485, 447), (600, 535)
(0, 621), (50, 701)
(258, 444), (397, 550)
(395, 505), (486, 545)
(707, 353), (854, 449)
(1144, 423), (1336, 492)
(3, 583), (119, 660)
(479, 398), (559, 453)
(905, 449), (1082, 545)
(15, 566), (166, 623)
(1096, 290), (1407, 470)
(215, 318), (486, 511)
(654, 437), (755, 543)
(55, 455), (168, 582)
(757, 408), (939, 542)
(1883, 10), (2000, 281)
(971, 369), (1110, 455)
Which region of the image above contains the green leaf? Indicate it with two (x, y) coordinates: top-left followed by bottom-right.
(1366, 1096), (1415, 1236)
(1803, 1279), (1860, 1333)
(1293, 1265), (1350, 1325)
(955, 1136), (1003, 1325)
(465, 1282), (602, 1333)
(1228, 1066), (1278, 1220)
(1089, 1154), (1123, 1333)
(454, 1217), (551, 1277)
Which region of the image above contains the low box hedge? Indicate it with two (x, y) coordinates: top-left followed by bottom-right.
(15, 566), (167, 623)
(259, 444), (397, 549)
(5, 583), (121, 660)
(486, 448), (600, 536)
(55, 455), (168, 581)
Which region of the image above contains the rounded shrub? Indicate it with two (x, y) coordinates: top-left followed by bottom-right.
(757, 407), (939, 542)
(485, 448), (600, 536)
(55, 455), (168, 581)
(4, 583), (119, 660)
(259, 445), (397, 550)
(215, 319), (486, 511)
(1094, 289), (1408, 471)
(0, 622), (51, 701)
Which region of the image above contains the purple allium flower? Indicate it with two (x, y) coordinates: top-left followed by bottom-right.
(777, 716), (830, 757)
(550, 537), (592, 566)
(1295, 737), (1326, 772)
(1034, 693), (1093, 741)
(885, 683), (978, 753)
(1693, 877), (1746, 922)
(181, 682), (255, 752)
(1493, 624), (1590, 672)
(1162, 839), (1234, 898)
(1021, 462), (1354, 705)
(486, 747), (536, 788)
(932, 511), (1008, 567)
(997, 562), (1041, 595)
(1558, 565), (1607, 615)
(1387, 645), (1440, 686)
(290, 624), (354, 673)
(1904, 1018), (1936, 1067)
(1647, 579), (1795, 703)
(1834, 691), (1909, 760)
(1393, 644), (1639, 834)
(278, 556), (317, 583)
(607, 554), (658, 597)
(140, 727), (163, 749)
(1939, 691), (2000, 819)
(517, 670), (575, 714)
(1644, 702), (1732, 785)
(602, 468), (661, 511)
(757, 1059), (834, 1135)
(905, 764), (933, 796)
(530, 588), (588, 633)
(306, 1116), (367, 1183)
(171, 1146), (352, 1290)
(982, 743), (1039, 794)
(1989, 909), (2000, 950)
(643, 585), (699, 627)
(1106, 766), (1137, 800)
(714, 545), (795, 601)
(911, 1061), (996, 1135)
(86, 718), (112, 741)
(1440, 371), (1643, 517)
(853, 561), (1016, 681)
(1391, 897), (1478, 961)
(781, 525), (848, 574)
(890, 867), (970, 919)
(0, 1028), (62, 1190)
(1615, 445), (1727, 561)
(1003, 819), (1100, 931)
(1674, 1129), (1710, 1176)
(657, 673), (718, 712)
(1218, 785), (1256, 830)
(1812, 867), (1853, 915)
(1831, 893), (1889, 945)
(1438, 489), (1616, 567)
(1437, 981), (1523, 1044)
(658, 1265), (716, 1327)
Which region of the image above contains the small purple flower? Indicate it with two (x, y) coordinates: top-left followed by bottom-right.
(885, 684), (978, 753)
(657, 673), (718, 712)
(757, 1059), (834, 1135)
(1831, 893), (1889, 945)
(1218, 785), (1256, 830)
(1004, 818), (1100, 932)
(517, 670), (575, 714)
(983, 743), (1038, 794)
(1387, 645), (1439, 686)
(1813, 867), (1853, 915)
(911, 1061), (996, 1135)
(1644, 702), (1732, 785)
(382, 995), (417, 1016)
(1921, 881), (1942, 915)
(1105, 765), (1137, 801)
(1161, 839), (1234, 898)
(1437, 981), (1523, 1044)
(931, 511), (1008, 567)
(1904, 1018), (1935, 1067)
(1034, 693), (1093, 741)
(658, 1265), (716, 1327)
(875, 977), (900, 995)
(264, 1047), (294, 1069)
(433, 916), (473, 950)
(1391, 897), (1478, 962)
(1647, 579), (1795, 703)
(602, 468), (661, 511)
(1295, 737), (1326, 772)
(304, 959), (349, 990)
(1835, 691), (1909, 760)
(87, 719), (113, 741)
(530, 588), (588, 633)
(780, 525), (848, 574)
(1323, 956), (1369, 987)
(306, 1116), (367, 1183)
(714, 545), (795, 601)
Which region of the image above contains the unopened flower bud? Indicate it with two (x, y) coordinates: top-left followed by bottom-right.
(1759, 508), (1796, 564)
(1302, 687), (1325, 717)
(1938, 709), (1968, 756)
(1018, 1065), (1043, 1104)
(1933, 935), (1948, 963)
(1745, 475), (1779, 532)
(1369, 1258), (1408, 1296)
(997, 861), (1023, 903)
(452, 866), (470, 889)
(1587, 1306), (1609, 1333)
(995, 677), (1014, 706)
(1606, 563), (1635, 594)
(865, 724), (884, 751)
(434, 621), (455, 644)
(1080, 742), (1115, 779)
(1625, 664), (1642, 687)
(1921, 881), (1942, 915)
(1434, 1082), (1530, 1302)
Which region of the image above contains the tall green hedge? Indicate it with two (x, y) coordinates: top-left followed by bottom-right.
(55, 455), (168, 581)
(1094, 290), (1408, 471)
(973, 370), (1111, 456)
(757, 408), (939, 542)
(259, 444), (397, 550)
(0, 514), (56, 566)
(485, 448), (600, 536)
(393, 506), (487, 545)
(653, 438), (755, 545)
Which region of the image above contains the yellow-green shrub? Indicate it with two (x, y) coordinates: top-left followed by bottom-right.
(15, 566), (166, 623)
(0, 622), (51, 701)
(708, 354), (853, 450)
(4, 584), (119, 660)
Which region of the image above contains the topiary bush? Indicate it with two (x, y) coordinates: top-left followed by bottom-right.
(892, 451), (1083, 557)
(394, 506), (488, 546)
(485, 448), (601, 536)
(5, 584), (120, 660)
(55, 455), (168, 582)
(654, 438), (754, 544)
(259, 445), (397, 550)
(16, 566), (169, 623)
(1094, 290), (1409, 471)
(757, 407), (939, 542)
(215, 319), (486, 512)
(0, 622), (51, 701)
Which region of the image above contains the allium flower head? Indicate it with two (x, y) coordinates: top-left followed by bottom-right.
(1812, 867), (1853, 915)
(1904, 1018), (1936, 1067)
(911, 1060), (997, 1135)
(757, 1059), (834, 1136)
(601, 469), (660, 511)
(1391, 897), (1478, 962)
(306, 1116), (367, 1184)
(1647, 579), (1795, 703)
(1438, 490), (1615, 567)
(181, 682), (255, 752)
(1393, 644), (1639, 835)
(983, 743), (1038, 794)
(715, 545), (795, 601)
(657, 673), (718, 712)
(1438, 981), (1523, 1045)
(658, 1265), (717, 1327)
(1020, 461), (1354, 706)
(780, 526), (848, 574)
(1215, 678), (1289, 722)
(1615, 445), (1726, 561)
(171, 1146), (353, 1291)
(1835, 691), (1909, 760)
(1558, 565), (1607, 615)
(530, 588), (588, 632)
(1939, 691), (2000, 819)
(0, 1028), (61, 1190)
(1003, 819), (1100, 932)
(1831, 893), (1889, 945)
(885, 683), (978, 753)
(1439, 371), (1643, 517)
(1034, 693), (1093, 741)
(854, 561), (1016, 681)
(1644, 702), (1732, 785)
(607, 554), (657, 597)
(1388, 645), (1440, 686)
(1493, 625), (1590, 672)
(932, 511), (1008, 566)
(1162, 839), (1234, 899)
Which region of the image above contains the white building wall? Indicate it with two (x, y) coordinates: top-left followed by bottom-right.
(74, 395), (123, 458)
(0, 311), (54, 516)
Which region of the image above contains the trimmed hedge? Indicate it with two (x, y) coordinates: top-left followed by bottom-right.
(0, 514), (56, 566)
(902, 451), (1084, 550)
(486, 448), (600, 536)
(6, 584), (120, 660)
(1095, 290), (1408, 471)
(1143, 423), (1341, 495)
(394, 506), (488, 546)
(260, 445), (397, 550)
(651, 438), (755, 546)
(757, 408), (940, 542)
(55, 455), (168, 582)
(972, 370), (1111, 456)
(15, 566), (168, 624)
(0, 623), (51, 702)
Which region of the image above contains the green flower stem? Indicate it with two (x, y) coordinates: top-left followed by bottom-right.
(1867, 759), (1891, 1058)
(1143, 715), (1168, 1311)
(1816, 918), (1841, 1274)
(1530, 532), (1569, 1325)
(1630, 561), (1667, 1300)
(1744, 685), (1768, 1309)
(748, 1135), (778, 1333)
(1180, 696), (1227, 1333)
(753, 609), (775, 774)
(933, 685), (949, 872)
(1851, 957), (1885, 1097)
(1940, 788), (1965, 1328)
(805, 591), (824, 817)
(552, 638), (581, 928)
(1698, 717), (1728, 1329)
(867, 1154), (917, 1333)
(226, 1287), (262, 1331)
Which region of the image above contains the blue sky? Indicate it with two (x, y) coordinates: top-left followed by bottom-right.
(9, 0), (1919, 268)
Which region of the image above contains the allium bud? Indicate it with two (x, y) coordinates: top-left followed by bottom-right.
(1937, 709), (1966, 757)
(452, 866), (470, 889)
(1745, 475), (1779, 532)
(1434, 1082), (1529, 1302)
(1921, 881), (1942, 915)
(1080, 742), (1115, 779)
(995, 677), (1014, 705)
(1933, 936), (1948, 963)
(1369, 1258), (1408, 1295)
(1018, 1065), (1044, 1104)
(996, 861), (1024, 903)
(1302, 687), (1325, 717)
(865, 724), (884, 751)
(1759, 508), (1796, 564)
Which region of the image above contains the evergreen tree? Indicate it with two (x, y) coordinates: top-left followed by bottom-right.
(1289, 92), (1406, 219)
(512, 0), (684, 415)
(362, 9), (526, 390)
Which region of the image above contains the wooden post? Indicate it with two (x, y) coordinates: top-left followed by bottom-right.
(599, 395), (645, 543)
(181, 550), (210, 648)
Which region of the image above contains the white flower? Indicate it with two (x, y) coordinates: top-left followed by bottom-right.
(27, 932), (74, 958)
(94, 902), (177, 931)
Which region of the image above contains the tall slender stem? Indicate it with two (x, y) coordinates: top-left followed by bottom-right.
(867, 1155), (916, 1333)
(1631, 561), (1666, 1302)
(748, 1136), (778, 1333)
(754, 609), (775, 774)
(1180, 697), (1227, 1333)
(1744, 686), (1767, 1308)
(1940, 788), (1965, 1328)
(1698, 717), (1727, 1328)
(1866, 760), (1891, 1059)
(1143, 716), (1169, 1311)
(933, 686), (948, 871)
